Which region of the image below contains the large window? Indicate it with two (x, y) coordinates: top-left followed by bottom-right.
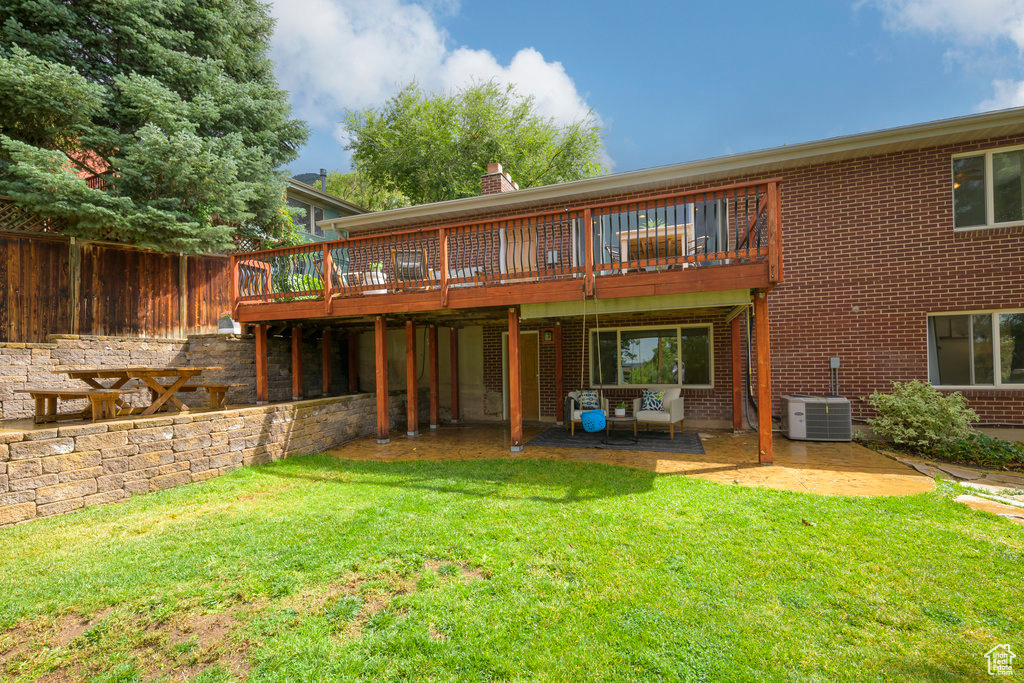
(928, 311), (1024, 387)
(952, 146), (1024, 229)
(590, 325), (712, 388)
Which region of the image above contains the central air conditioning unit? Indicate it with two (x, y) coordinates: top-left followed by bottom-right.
(782, 395), (852, 442)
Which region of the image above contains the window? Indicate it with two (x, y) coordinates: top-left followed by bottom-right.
(287, 198), (313, 233)
(952, 146), (1024, 229)
(589, 325), (712, 387)
(927, 311), (1024, 387)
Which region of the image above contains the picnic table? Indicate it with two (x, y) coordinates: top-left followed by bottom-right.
(53, 366), (222, 416)
(14, 387), (144, 424)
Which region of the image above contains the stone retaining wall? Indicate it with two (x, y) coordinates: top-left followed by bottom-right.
(0, 333), (353, 421)
(0, 392), (406, 527)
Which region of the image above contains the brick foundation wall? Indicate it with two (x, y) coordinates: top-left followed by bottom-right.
(0, 392), (407, 527)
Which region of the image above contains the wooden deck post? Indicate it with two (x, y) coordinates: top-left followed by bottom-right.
(449, 327), (460, 423)
(348, 332), (359, 393)
(508, 307), (523, 452)
(291, 326), (303, 400)
(406, 320), (418, 437)
(255, 323), (268, 404)
(554, 322), (564, 424)
(322, 329), (332, 397)
(428, 324), (439, 429)
(754, 290), (773, 464)
(374, 316), (389, 443)
(731, 315), (743, 431)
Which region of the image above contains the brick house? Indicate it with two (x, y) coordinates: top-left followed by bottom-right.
(230, 108), (1024, 463)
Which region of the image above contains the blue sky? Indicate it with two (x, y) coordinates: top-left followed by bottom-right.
(271, 0), (1024, 179)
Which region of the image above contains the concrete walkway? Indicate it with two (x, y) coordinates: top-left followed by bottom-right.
(882, 450), (1024, 524)
(328, 423), (935, 498)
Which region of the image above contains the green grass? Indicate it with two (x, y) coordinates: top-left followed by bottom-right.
(0, 455), (1021, 681)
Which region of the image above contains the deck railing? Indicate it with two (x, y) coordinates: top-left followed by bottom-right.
(232, 179), (781, 307)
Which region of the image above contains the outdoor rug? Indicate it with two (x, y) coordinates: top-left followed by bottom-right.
(525, 427), (705, 454)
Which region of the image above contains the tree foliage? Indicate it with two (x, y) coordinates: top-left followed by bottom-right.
(343, 81), (606, 205)
(0, 1), (308, 253)
(325, 170), (410, 213)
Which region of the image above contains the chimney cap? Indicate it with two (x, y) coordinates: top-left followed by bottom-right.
(486, 162), (503, 174)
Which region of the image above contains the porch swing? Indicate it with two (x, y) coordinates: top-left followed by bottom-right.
(577, 292), (607, 433)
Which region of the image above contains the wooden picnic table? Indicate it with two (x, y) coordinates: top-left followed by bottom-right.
(53, 367), (222, 416)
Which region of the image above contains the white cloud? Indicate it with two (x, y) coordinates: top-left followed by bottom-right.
(268, 0), (601, 154)
(865, 0), (1024, 48)
(978, 78), (1024, 110)
(862, 0), (1024, 112)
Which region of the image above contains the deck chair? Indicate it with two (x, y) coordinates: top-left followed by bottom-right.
(391, 249), (429, 289)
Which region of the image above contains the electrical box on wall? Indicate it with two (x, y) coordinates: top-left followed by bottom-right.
(830, 356), (841, 369)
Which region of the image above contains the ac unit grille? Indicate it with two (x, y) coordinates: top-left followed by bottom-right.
(783, 395), (852, 442)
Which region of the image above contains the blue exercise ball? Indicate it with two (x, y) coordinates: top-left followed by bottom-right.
(580, 409), (606, 432)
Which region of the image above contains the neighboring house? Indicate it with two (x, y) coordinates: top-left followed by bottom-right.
(286, 172), (364, 242)
(232, 108), (1024, 462)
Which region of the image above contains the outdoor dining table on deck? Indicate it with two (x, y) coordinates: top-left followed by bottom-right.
(53, 367), (222, 416)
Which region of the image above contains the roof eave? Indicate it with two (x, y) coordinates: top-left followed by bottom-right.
(320, 106), (1024, 233)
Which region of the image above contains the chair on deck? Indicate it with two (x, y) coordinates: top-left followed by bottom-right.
(391, 249), (430, 289)
(633, 388), (685, 439)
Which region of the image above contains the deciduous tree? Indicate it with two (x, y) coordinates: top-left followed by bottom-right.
(343, 82), (605, 205)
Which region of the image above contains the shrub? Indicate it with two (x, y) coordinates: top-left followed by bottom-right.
(931, 433), (1024, 469)
(866, 380), (978, 454)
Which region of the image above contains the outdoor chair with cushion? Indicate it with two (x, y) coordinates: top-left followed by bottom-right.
(565, 390), (608, 436)
(632, 388), (684, 439)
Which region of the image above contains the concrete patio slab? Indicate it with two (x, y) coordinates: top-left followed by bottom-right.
(327, 423), (935, 498)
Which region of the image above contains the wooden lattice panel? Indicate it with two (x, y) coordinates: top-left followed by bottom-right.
(0, 196), (67, 234)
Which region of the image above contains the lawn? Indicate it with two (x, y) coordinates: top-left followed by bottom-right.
(0, 454), (1020, 682)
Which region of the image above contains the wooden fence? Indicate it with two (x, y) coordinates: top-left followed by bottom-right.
(0, 231), (233, 342)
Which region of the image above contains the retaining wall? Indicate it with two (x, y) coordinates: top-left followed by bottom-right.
(0, 392), (406, 527)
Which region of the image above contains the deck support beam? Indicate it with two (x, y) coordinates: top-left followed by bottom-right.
(731, 315), (743, 431)
(374, 316), (389, 443)
(754, 290), (773, 464)
(348, 332), (359, 393)
(449, 328), (460, 423)
(291, 326), (303, 401)
(255, 324), (268, 404)
(508, 307), (523, 452)
(428, 324), (439, 429)
(406, 321), (418, 437)
(554, 322), (564, 424)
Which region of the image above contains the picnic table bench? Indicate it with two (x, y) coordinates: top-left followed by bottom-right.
(148, 382), (246, 410)
(53, 367), (222, 416)
(14, 387), (143, 423)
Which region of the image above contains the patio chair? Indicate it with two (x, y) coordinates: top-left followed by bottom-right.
(565, 391), (609, 436)
(632, 388), (684, 439)
(391, 248), (430, 289)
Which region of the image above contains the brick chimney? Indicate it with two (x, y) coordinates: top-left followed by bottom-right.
(481, 162), (519, 195)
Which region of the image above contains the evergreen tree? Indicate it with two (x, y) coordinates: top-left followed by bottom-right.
(0, 1), (308, 253)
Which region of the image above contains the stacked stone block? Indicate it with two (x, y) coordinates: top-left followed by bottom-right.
(0, 392), (407, 527)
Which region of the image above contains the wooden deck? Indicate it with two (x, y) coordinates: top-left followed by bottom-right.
(230, 179), (782, 323)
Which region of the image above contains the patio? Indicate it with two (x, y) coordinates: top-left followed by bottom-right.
(327, 423), (935, 497)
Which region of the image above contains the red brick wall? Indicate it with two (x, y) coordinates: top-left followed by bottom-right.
(480, 309), (748, 426)
(767, 136), (1024, 424)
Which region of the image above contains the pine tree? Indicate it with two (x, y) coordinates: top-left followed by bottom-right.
(0, 1), (308, 253)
